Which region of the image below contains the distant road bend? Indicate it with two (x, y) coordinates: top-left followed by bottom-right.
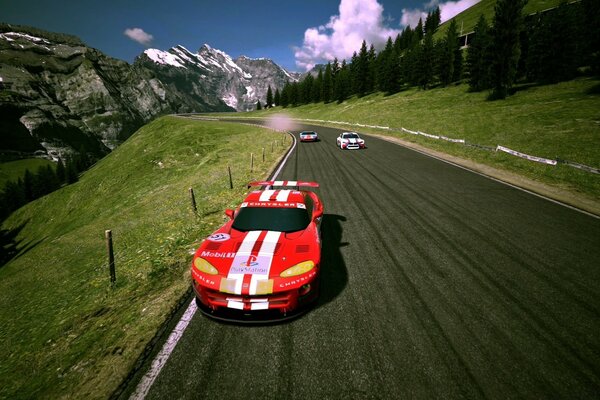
(124, 118), (600, 400)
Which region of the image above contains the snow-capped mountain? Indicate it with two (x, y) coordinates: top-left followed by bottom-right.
(0, 23), (298, 158)
(137, 44), (297, 111)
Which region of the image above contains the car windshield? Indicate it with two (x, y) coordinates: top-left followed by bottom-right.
(232, 207), (310, 233)
(301, 132), (315, 135)
(344, 133), (359, 139)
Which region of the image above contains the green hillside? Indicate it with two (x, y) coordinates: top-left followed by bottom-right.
(436, 0), (565, 38)
(0, 158), (55, 186)
(0, 116), (288, 399)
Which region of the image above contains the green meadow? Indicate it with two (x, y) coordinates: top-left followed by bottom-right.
(0, 116), (289, 399)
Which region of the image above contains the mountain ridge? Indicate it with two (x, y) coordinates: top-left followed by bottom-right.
(0, 23), (297, 159)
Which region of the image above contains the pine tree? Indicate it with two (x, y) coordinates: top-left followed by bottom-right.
(66, 158), (78, 184)
(377, 38), (393, 92)
(367, 44), (377, 93)
(418, 33), (435, 89)
(289, 82), (299, 106)
(266, 86), (273, 108)
(23, 169), (34, 202)
(425, 6), (441, 36)
(582, 0), (600, 75)
(527, 3), (577, 83)
(467, 15), (493, 91)
(439, 19), (460, 85)
(1, 179), (26, 218)
(334, 60), (350, 103)
(274, 88), (281, 107)
(313, 69), (323, 102)
(55, 158), (66, 184)
(280, 83), (290, 107)
(415, 19), (424, 42)
(322, 62), (333, 103)
(256, 100), (262, 110)
(302, 74), (314, 104)
(331, 58), (340, 77)
(490, 0), (528, 99)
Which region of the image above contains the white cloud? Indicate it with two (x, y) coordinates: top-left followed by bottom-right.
(124, 28), (154, 46)
(294, 0), (400, 71)
(400, 9), (427, 29)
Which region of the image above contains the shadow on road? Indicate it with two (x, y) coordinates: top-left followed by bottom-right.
(315, 213), (348, 310)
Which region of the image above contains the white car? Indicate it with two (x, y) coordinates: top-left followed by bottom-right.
(336, 132), (365, 150)
(299, 131), (319, 142)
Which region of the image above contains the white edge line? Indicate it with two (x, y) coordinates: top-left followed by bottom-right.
(130, 300), (197, 399)
(378, 136), (600, 220)
(130, 128), (296, 399)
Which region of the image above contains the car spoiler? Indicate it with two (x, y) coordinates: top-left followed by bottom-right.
(247, 180), (319, 189)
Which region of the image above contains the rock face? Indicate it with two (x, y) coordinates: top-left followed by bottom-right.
(0, 26), (171, 159)
(0, 24), (298, 159)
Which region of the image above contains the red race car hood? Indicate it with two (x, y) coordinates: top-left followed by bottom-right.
(194, 226), (319, 295)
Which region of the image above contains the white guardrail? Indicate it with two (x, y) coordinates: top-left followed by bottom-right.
(292, 117), (598, 174)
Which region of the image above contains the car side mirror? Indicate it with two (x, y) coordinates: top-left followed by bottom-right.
(225, 209), (235, 220)
(313, 208), (323, 220)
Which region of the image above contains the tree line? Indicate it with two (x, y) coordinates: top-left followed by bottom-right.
(0, 151), (92, 221)
(258, 0), (598, 109)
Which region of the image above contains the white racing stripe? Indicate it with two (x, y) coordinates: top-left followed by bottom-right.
(259, 190), (275, 201)
(249, 231), (281, 295)
(275, 190), (291, 202)
(228, 230), (262, 295)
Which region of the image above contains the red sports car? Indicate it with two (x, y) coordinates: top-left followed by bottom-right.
(191, 180), (323, 322)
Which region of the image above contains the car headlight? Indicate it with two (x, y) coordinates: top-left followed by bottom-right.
(280, 261), (315, 277)
(194, 257), (218, 275)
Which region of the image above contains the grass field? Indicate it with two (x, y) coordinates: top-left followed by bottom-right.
(236, 77), (600, 203)
(0, 158), (55, 187)
(0, 116), (289, 399)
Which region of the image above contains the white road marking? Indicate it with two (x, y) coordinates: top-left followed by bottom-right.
(129, 300), (197, 400)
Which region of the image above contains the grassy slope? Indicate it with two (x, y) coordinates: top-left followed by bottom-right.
(435, 0), (564, 38)
(0, 158), (55, 186)
(247, 78), (600, 201)
(0, 116), (289, 399)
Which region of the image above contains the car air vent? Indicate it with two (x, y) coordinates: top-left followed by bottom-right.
(205, 242), (221, 250)
(295, 245), (309, 253)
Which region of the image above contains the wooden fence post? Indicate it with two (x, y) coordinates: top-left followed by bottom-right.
(105, 230), (116, 286)
(189, 187), (197, 214)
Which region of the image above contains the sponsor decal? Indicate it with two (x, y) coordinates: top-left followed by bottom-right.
(207, 233), (230, 242)
(193, 271), (216, 286)
(229, 255), (270, 275)
(201, 250), (235, 258)
(278, 271), (317, 288)
(245, 201), (302, 208)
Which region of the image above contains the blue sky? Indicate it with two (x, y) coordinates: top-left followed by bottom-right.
(2, 0), (478, 71)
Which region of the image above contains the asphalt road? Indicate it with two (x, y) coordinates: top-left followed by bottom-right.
(127, 122), (600, 399)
